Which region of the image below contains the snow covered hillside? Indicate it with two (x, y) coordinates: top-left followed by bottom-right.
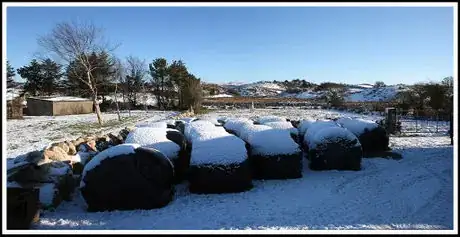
(5, 108), (453, 231)
(224, 81), (287, 97)
(346, 86), (400, 102)
(207, 81), (409, 102)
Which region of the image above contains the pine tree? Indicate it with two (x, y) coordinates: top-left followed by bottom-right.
(40, 58), (63, 96)
(124, 56), (146, 107)
(183, 73), (203, 112)
(7, 61), (16, 88)
(65, 52), (116, 99)
(149, 58), (169, 109)
(17, 59), (43, 96)
(168, 60), (188, 109)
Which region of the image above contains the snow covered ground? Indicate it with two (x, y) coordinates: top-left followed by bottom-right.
(5, 110), (178, 160)
(5, 108), (455, 231)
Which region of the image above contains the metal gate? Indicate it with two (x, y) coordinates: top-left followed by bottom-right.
(396, 109), (451, 135)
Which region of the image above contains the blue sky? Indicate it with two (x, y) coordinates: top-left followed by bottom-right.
(7, 6), (454, 85)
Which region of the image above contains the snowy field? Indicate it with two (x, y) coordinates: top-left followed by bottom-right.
(5, 108), (455, 231)
(5, 110), (179, 160)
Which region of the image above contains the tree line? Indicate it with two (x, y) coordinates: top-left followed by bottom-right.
(394, 76), (453, 114)
(7, 21), (203, 125)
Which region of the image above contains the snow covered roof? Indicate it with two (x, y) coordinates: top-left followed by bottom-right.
(29, 96), (92, 102)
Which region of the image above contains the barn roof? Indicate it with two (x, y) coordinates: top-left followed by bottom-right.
(28, 96), (92, 102)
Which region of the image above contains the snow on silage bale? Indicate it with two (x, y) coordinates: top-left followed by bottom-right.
(187, 127), (252, 194)
(305, 125), (362, 171)
(302, 119), (341, 151)
(241, 124), (302, 180)
(165, 128), (189, 182)
(125, 127), (187, 183)
(263, 121), (299, 144)
(195, 117), (222, 126)
(135, 121), (168, 129)
(239, 124), (272, 143)
(217, 117), (229, 125)
(125, 127), (181, 161)
(80, 144), (174, 212)
(297, 118), (316, 138)
(254, 115), (287, 125)
(335, 117), (390, 154)
(184, 120), (219, 144)
(182, 121), (218, 174)
(178, 117), (198, 124)
(222, 118), (254, 137)
(174, 117), (198, 133)
(162, 120), (178, 129)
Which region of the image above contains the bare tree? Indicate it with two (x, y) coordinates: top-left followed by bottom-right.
(37, 20), (119, 125)
(125, 56), (147, 110)
(112, 58), (124, 121)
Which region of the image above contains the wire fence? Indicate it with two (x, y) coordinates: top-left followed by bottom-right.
(396, 109), (452, 135)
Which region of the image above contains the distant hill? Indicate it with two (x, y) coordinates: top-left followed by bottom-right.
(9, 79), (409, 104)
(201, 80), (409, 102)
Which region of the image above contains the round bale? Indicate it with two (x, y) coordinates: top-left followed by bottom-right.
(80, 144), (174, 212)
(336, 117), (390, 155)
(306, 126), (362, 171)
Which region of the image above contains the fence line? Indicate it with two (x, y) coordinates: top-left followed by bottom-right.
(396, 109), (451, 134)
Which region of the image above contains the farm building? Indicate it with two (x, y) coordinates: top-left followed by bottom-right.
(26, 96), (94, 116)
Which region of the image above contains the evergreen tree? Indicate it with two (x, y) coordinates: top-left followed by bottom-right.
(65, 52), (116, 99)
(17, 59), (43, 96)
(124, 56), (146, 106)
(168, 60), (188, 109)
(40, 58), (63, 96)
(149, 58), (169, 109)
(7, 60), (16, 88)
